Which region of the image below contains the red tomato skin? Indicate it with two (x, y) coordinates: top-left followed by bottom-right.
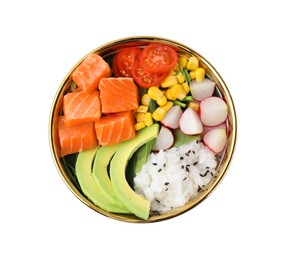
(113, 47), (142, 77)
(139, 43), (178, 74)
(131, 61), (167, 89)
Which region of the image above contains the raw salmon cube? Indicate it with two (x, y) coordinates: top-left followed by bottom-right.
(71, 53), (111, 92)
(99, 77), (139, 113)
(95, 110), (136, 146)
(58, 116), (97, 157)
(63, 91), (101, 127)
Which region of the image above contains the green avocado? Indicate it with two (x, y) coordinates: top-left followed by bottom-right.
(92, 144), (130, 213)
(110, 124), (159, 220)
(75, 146), (129, 213)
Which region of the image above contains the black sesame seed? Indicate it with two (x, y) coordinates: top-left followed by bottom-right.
(192, 150), (195, 154)
(183, 177), (187, 181)
(164, 182), (169, 186)
(165, 188), (169, 191)
(156, 199), (160, 203)
(158, 168), (162, 172)
(180, 156), (184, 160)
(181, 165), (184, 169)
(163, 163), (166, 168)
(185, 166), (190, 172)
(152, 163), (157, 166)
(193, 161), (198, 166)
(197, 185), (202, 192)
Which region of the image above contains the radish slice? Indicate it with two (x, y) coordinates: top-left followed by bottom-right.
(179, 108), (203, 135)
(203, 128), (227, 153)
(161, 105), (183, 129)
(152, 126), (174, 151)
(189, 78), (215, 101)
(200, 96), (228, 126)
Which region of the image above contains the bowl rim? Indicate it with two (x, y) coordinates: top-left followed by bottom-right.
(49, 36), (237, 223)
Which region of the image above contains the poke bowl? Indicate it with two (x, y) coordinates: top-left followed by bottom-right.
(49, 36), (237, 223)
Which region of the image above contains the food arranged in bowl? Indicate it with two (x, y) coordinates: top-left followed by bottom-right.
(49, 37), (237, 223)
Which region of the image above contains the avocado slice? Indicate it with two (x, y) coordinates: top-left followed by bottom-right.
(92, 144), (130, 212)
(110, 124), (159, 220)
(75, 146), (129, 213)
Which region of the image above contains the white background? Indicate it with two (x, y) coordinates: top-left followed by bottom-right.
(1, 0), (287, 259)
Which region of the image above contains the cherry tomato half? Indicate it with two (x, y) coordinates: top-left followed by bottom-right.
(131, 61), (167, 88)
(139, 43), (178, 74)
(113, 47), (142, 77)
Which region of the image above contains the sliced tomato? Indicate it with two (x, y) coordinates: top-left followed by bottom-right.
(139, 43), (178, 74)
(113, 47), (142, 77)
(131, 61), (167, 88)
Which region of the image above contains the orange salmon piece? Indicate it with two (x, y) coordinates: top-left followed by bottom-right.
(95, 110), (136, 146)
(63, 91), (101, 127)
(99, 77), (139, 113)
(71, 53), (111, 92)
(58, 116), (97, 157)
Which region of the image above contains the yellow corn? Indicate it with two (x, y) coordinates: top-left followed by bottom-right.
(135, 121), (146, 131)
(188, 102), (200, 112)
(152, 107), (166, 121)
(156, 95), (167, 106)
(160, 101), (173, 112)
(141, 94), (151, 106)
(136, 113), (146, 123)
(169, 70), (177, 76)
(176, 72), (185, 84)
(171, 84), (187, 100)
(160, 75), (178, 88)
(195, 67), (206, 82)
(187, 56), (199, 71)
(178, 56), (188, 69)
(144, 112), (153, 126)
(165, 88), (176, 100)
(137, 105), (149, 113)
(189, 70), (196, 80)
(148, 86), (163, 100)
(173, 62), (180, 72)
(182, 82), (190, 94)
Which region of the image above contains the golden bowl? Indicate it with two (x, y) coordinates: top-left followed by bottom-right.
(49, 36), (237, 223)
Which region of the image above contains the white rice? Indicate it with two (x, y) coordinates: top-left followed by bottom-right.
(133, 140), (218, 214)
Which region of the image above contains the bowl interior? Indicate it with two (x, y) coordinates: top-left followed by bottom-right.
(49, 36), (237, 223)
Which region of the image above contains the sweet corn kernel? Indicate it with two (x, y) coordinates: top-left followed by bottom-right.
(169, 70), (177, 76)
(173, 62), (180, 72)
(160, 101), (173, 112)
(156, 95), (167, 106)
(144, 112), (153, 126)
(189, 70), (196, 80)
(152, 107), (166, 121)
(187, 56), (199, 71)
(176, 72), (185, 84)
(188, 102), (200, 112)
(178, 56), (188, 68)
(195, 67), (206, 82)
(171, 84), (187, 100)
(141, 94), (151, 106)
(136, 113), (146, 123)
(160, 75), (178, 88)
(137, 105), (149, 113)
(165, 88), (177, 100)
(148, 86), (163, 100)
(135, 121), (146, 131)
(182, 82), (190, 94)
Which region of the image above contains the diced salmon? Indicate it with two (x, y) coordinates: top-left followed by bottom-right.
(95, 111), (136, 146)
(63, 91), (101, 127)
(58, 116), (97, 157)
(99, 77), (139, 113)
(71, 53), (111, 92)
